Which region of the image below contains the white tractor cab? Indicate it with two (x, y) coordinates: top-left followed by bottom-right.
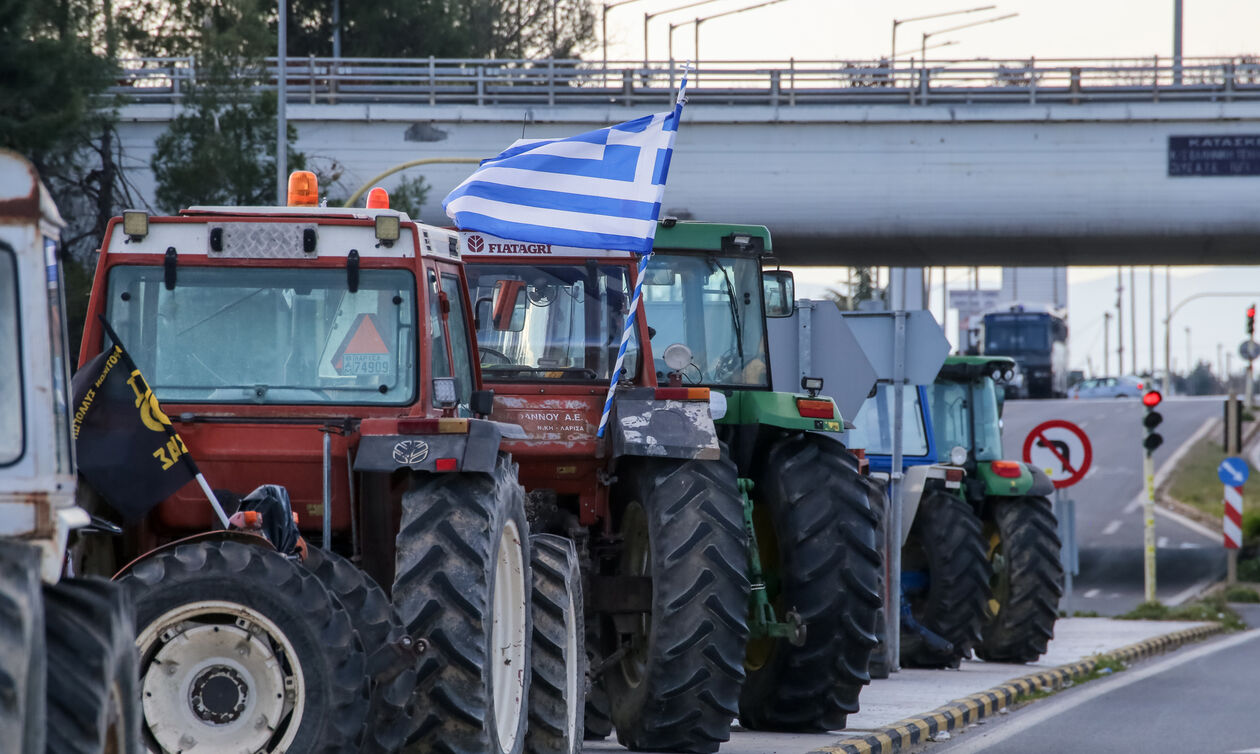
(0, 150), (141, 752)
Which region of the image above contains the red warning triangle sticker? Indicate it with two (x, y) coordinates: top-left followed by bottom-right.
(333, 314), (389, 370)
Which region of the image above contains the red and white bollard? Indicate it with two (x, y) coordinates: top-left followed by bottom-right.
(1224, 485), (1243, 549)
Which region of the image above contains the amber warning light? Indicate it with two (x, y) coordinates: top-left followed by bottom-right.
(366, 187), (390, 209)
(287, 171), (319, 207)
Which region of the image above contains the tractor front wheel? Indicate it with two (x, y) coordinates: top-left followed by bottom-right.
(603, 456), (749, 753)
(900, 491), (991, 668)
(976, 496), (1064, 663)
(120, 539), (369, 753)
(526, 534), (586, 754)
(392, 454), (532, 754)
(740, 433), (882, 732)
(0, 542), (45, 754)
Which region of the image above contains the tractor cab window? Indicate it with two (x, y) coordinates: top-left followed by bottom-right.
(928, 379), (1003, 463)
(849, 383), (929, 457)
(640, 253), (769, 387)
(466, 263), (639, 382)
(0, 245), (22, 465)
(105, 266), (417, 405)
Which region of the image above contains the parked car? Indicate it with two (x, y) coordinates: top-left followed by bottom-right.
(1068, 375), (1146, 399)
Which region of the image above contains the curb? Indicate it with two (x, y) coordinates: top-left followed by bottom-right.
(810, 623), (1224, 754)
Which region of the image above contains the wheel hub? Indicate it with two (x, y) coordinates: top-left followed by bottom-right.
(137, 602), (304, 753)
(189, 665), (248, 724)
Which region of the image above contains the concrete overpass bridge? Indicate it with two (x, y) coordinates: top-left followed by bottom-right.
(111, 57), (1260, 266)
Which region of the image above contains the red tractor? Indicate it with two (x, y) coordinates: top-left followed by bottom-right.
(74, 176), (570, 754)
(462, 231), (748, 753)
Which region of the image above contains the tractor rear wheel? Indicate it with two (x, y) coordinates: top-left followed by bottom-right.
(301, 546), (418, 752)
(603, 456), (749, 753)
(44, 577), (141, 754)
(900, 491), (991, 668)
(866, 477), (892, 681)
(526, 534), (586, 754)
(392, 454), (531, 754)
(121, 539), (369, 753)
(976, 496), (1064, 663)
(739, 433), (882, 732)
(0, 542), (44, 754)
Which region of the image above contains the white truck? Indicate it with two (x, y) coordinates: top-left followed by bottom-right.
(0, 150), (140, 752)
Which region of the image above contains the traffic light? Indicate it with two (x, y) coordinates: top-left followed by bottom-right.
(1248, 304), (1256, 337)
(1142, 390), (1163, 455)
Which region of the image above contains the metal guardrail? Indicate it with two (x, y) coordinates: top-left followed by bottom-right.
(108, 56), (1260, 107)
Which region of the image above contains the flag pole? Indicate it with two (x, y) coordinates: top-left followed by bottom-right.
(96, 316), (230, 528)
(595, 65), (689, 439)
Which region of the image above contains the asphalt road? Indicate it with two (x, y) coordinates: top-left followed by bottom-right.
(924, 605), (1260, 753)
(1001, 396), (1227, 615)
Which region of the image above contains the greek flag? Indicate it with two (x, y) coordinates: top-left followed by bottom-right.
(443, 73), (689, 253)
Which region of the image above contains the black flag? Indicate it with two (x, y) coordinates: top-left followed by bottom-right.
(71, 332), (197, 522)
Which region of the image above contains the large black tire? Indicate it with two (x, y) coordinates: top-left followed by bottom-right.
(302, 546), (418, 752)
(900, 491), (991, 668)
(977, 496), (1064, 663)
(44, 577), (141, 754)
(0, 542), (44, 754)
(526, 534), (586, 754)
(739, 433), (882, 732)
(603, 456), (749, 754)
(393, 454), (532, 754)
(866, 478), (892, 681)
(120, 539), (368, 753)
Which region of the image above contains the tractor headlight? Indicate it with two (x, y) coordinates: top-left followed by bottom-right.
(949, 445), (968, 466)
(662, 343), (692, 372)
(432, 377), (457, 408)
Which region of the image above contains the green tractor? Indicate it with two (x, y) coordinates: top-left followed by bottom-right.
(915, 355), (1065, 665)
(641, 222), (882, 731)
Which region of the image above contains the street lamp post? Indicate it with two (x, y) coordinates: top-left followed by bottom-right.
(920, 12), (1018, 68)
(1163, 291), (1260, 395)
(602, 0), (653, 71)
(669, 0), (793, 68)
(890, 5), (994, 81)
(277, 0), (287, 205)
(644, 0), (725, 69)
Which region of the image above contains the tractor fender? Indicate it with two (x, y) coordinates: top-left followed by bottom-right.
(354, 418), (504, 474)
(896, 464), (934, 547)
(111, 529), (274, 581)
(974, 461), (1056, 498)
(609, 395), (721, 461)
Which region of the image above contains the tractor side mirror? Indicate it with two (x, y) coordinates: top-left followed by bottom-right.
(470, 389), (495, 417)
(491, 280), (528, 332)
(762, 269), (795, 318)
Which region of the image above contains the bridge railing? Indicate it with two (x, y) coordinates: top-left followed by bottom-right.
(109, 56), (1260, 106)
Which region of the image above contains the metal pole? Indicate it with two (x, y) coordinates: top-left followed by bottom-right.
(1173, 0), (1184, 86)
(1164, 267), (1171, 394)
(276, 0), (287, 205)
(332, 0), (341, 58)
(1149, 267), (1156, 378)
(1104, 311), (1111, 377)
(1143, 447), (1156, 603)
(1185, 327), (1191, 378)
(888, 310), (907, 672)
(322, 429), (332, 549)
(1116, 268), (1124, 376)
(694, 18), (700, 68)
(1130, 267), (1137, 375)
(890, 20), (898, 83)
(603, 4), (609, 71)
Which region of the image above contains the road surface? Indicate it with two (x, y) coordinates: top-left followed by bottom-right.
(1001, 396), (1226, 615)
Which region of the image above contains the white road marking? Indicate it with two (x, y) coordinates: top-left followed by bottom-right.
(941, 629), (1260, 753)
(1157, 536), (1169, 548)
(1083, 588), (1101, 599)
(1165, 578), (1215, 606)
(1101, 519), (1123, 536)
(1178, 542), (1202, 549)
(1154, 505), (1220, 542)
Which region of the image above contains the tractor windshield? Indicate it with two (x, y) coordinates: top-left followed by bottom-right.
(104, 266), (417, 405)
(928, 379), (1003, 462)
(640, 253), (769, 387)
(465, 263), (639, 382)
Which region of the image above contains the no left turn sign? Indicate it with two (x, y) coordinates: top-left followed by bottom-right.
(1022, 419), (1093, 489)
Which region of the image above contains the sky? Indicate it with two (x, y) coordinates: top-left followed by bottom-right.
(600, 1), (1260, 379)
(600, 0), (1260, 64)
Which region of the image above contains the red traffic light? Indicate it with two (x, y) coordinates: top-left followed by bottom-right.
(1249, 306), (1256, 319)
(1142, 390), (1163, 408)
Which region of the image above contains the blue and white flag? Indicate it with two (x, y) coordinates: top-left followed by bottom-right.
(443, 73), (689, 254)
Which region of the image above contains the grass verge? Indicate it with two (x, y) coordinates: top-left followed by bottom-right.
(1164, 436), (1233, 519)
(1116, 593), (1246, 631)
